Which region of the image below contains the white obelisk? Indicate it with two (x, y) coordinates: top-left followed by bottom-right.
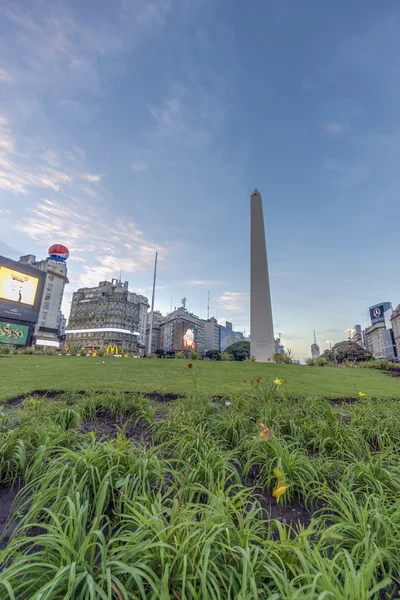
(250, 189), (275, 361)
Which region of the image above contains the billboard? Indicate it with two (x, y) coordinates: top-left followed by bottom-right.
(0, 321), (30, 346)
(0, 266), (39, 305)
(0, 255), (45, 324)
(173, 320), (197, 351)
(369, 302), (392, 325)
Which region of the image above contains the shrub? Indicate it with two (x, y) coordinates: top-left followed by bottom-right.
(189, 348), (200, 360)
(0, 346), (11, 354)
(245, 355), (256, 362)
(220, 351), (231, 361)
(206, 350), (221, 361)
(45, 347), (56, 356)
(305, 357), (317, 366)
(97, 349), (104, 357)
(79, 348), (87, 356)
(316, 356), (327, 366)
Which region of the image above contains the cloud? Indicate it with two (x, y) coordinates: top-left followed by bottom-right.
(185, 280), (220, 286)
(16, 197), (171, 295)
(0, 0), (173, 95)
(0, 114), (104, 195)
(218, 292), (249, 313)
(131, 160), (149, 173)
(81, 173), (103, 183)
(324, 121), (347, 135)
(0, 68), (12, 83)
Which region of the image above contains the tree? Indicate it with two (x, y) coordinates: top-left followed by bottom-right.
(322, 340), (372, 364)
(225, 341), (250, 361)
(206, 350), (221, 361)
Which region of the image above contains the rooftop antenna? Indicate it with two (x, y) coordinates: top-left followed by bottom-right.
(119, 268), (122, 283)
(207, 290), (210, 320)
(170, 297), (172, 313)
(313, 330), (317, 344)
(147, 251), (158, 356)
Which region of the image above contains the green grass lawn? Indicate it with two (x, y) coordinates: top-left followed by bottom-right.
(1, 354), (399, 401)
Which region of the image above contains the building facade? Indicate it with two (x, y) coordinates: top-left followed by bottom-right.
(203, 317), (220, 352)
(66, 279), (146, 351)
(146, 310), (163, 354)
(19, 250), (69, 348)
(159, 307), (204, 354)
(391, 306), (400, 359)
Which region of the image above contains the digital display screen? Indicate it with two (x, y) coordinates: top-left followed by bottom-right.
(0, 266), (39, 306)
(183, 327), (195, 349)
(0, 321), (29, 346)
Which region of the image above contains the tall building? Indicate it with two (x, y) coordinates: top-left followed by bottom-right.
(311, 330), (320, 360)
(159, 305), (204, 354)
(390, 306), (400, 359)
(275, 337), (285, 355)
(204, 317), (220, 352)
(351, 324), (364, 347)
(365, 302), (396, 360)
(66, 278), (146, 351)
(128, 292), (149, 352)
(19, 245), (69, 347)
(146, 310), (163, 354)
(250, 189), (275, 361)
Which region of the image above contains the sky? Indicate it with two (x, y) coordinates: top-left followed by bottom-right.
(1, 0), (400, 360)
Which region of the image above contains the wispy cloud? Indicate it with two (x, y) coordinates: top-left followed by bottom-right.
(0, 114), (103, 195)
(218, 292), (249, 313)
(0, 68), (12, 83)
(131, 160), (149, 173)
(324, 121), (348, 135)
(16, 197), (171, 291)
(185, 280), (220, 286)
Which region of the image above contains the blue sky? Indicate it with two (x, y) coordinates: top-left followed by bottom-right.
(1, 0), (399, 359)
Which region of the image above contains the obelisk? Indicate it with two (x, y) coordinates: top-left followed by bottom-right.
(250, 189), (275, 361)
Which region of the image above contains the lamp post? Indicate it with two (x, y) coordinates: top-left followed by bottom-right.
(345, 328), (354, 341)
(326, 339), (336, 365)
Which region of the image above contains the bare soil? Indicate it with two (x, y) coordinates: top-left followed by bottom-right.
(0, 483), (22, 550)
(81, 414), (153, 445)
(144, 391), (183, 402)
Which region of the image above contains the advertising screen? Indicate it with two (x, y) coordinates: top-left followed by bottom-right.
(369, 302), (392, 325)
(0, 266), (39, 305)
(0, 256), (45, 324)
(0, 321), (30, 346)
(183, 326), (195, 349)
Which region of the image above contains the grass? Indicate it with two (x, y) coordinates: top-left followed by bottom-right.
(1, 355), (400, 401)
(1, 386), (400, 598)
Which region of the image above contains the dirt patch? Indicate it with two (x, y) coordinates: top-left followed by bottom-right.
(329, 397), (359, 406)
(387, 369), (400, 378)
(257, 490), (312, 529)
(145, 391), (183, 403)
(0, 483), (23, 550)
(81, 414), (153, 445)
(5, 390), (74, 409)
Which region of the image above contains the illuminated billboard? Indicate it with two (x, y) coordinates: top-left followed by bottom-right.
(0, 321), (30, 346)
(183, 326), (195, 349)
(0, 266), (39, 305)
(0, 255), (45, 324)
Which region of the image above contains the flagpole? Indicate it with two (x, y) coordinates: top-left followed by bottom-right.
(147, 251), (158, 356)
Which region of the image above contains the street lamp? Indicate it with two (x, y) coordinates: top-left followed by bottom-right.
(326, 339), (336, 365)
(345, 328), (354, 341)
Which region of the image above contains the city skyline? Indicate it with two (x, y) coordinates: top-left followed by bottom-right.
(1, 0), (400, 359)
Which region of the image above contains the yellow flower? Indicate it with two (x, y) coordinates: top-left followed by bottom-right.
(258, 422), (272, 439)
(321, 480), (327, 492)
(272, 483), (288, 504)
(273, 467), (285, 481)
(273, 378), (283, 387)
(358, 392), (367, 398)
